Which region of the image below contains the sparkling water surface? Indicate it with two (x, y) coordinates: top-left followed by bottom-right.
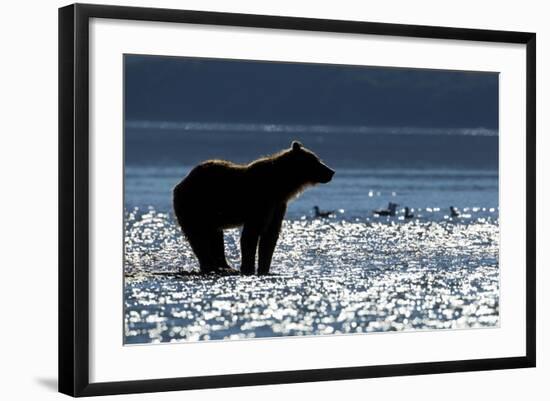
(124, 208), (499, 344)
(124, 131), (499, 344)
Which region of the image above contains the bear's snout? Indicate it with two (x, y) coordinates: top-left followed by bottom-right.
(319, 164), (335, 184)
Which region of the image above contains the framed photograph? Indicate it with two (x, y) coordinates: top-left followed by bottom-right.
(59, 3), (536, 397)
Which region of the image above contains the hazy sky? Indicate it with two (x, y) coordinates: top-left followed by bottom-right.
(124, 54), (498, 130)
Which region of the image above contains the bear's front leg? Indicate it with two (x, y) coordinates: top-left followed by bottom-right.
(240, 224), (260, 275)
(258, 205), (286, 275)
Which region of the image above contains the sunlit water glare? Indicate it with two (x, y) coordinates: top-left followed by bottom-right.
(124, 209), (499, 344)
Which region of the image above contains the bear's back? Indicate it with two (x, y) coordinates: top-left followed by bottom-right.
(174, 160), (247, 204)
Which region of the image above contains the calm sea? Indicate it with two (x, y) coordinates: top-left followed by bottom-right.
(123, 127), (499, 344)
(124, 128), (498, 219)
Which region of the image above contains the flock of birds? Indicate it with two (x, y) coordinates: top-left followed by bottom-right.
(312, 203), (462, 219)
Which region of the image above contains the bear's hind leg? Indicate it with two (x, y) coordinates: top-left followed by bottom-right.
(183, 226), (219, 273)
(212, 230), (234, 271)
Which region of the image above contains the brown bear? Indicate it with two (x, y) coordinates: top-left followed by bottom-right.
(173, 141), (334, 275)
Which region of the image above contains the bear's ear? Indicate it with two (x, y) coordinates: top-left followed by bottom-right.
(291, 141), (303, 151)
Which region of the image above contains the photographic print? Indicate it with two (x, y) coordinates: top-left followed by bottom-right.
(123, 54), (500, 345)
(59, 5), (536, 395)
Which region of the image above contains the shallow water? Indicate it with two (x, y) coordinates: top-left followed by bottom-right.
(125, 166), (498, 220)
(124, 209), (499, 344)
(124, 129), (500, 344)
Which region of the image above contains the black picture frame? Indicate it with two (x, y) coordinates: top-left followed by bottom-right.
(59, 3), (536, 397)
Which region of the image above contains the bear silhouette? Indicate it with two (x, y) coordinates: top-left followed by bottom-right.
(173, 141), (334, 275)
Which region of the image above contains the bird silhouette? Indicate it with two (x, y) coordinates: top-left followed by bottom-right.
(450, 206), (461, 218)
(374, 202), (399, 217)
(313, 205), (335, 218)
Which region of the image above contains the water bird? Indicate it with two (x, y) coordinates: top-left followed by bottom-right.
(374, 202), (399, 217)
(450, 206), (461, 218)
(404, 207), (414, 219)
(313, 205), (335, 218)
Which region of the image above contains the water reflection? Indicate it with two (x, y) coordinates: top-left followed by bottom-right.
(125, 208), (499, 344)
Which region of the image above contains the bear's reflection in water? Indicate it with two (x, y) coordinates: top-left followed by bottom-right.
(124, 208), (499, 344)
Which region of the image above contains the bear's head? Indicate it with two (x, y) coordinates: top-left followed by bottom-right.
(289, 141), (334, 185)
